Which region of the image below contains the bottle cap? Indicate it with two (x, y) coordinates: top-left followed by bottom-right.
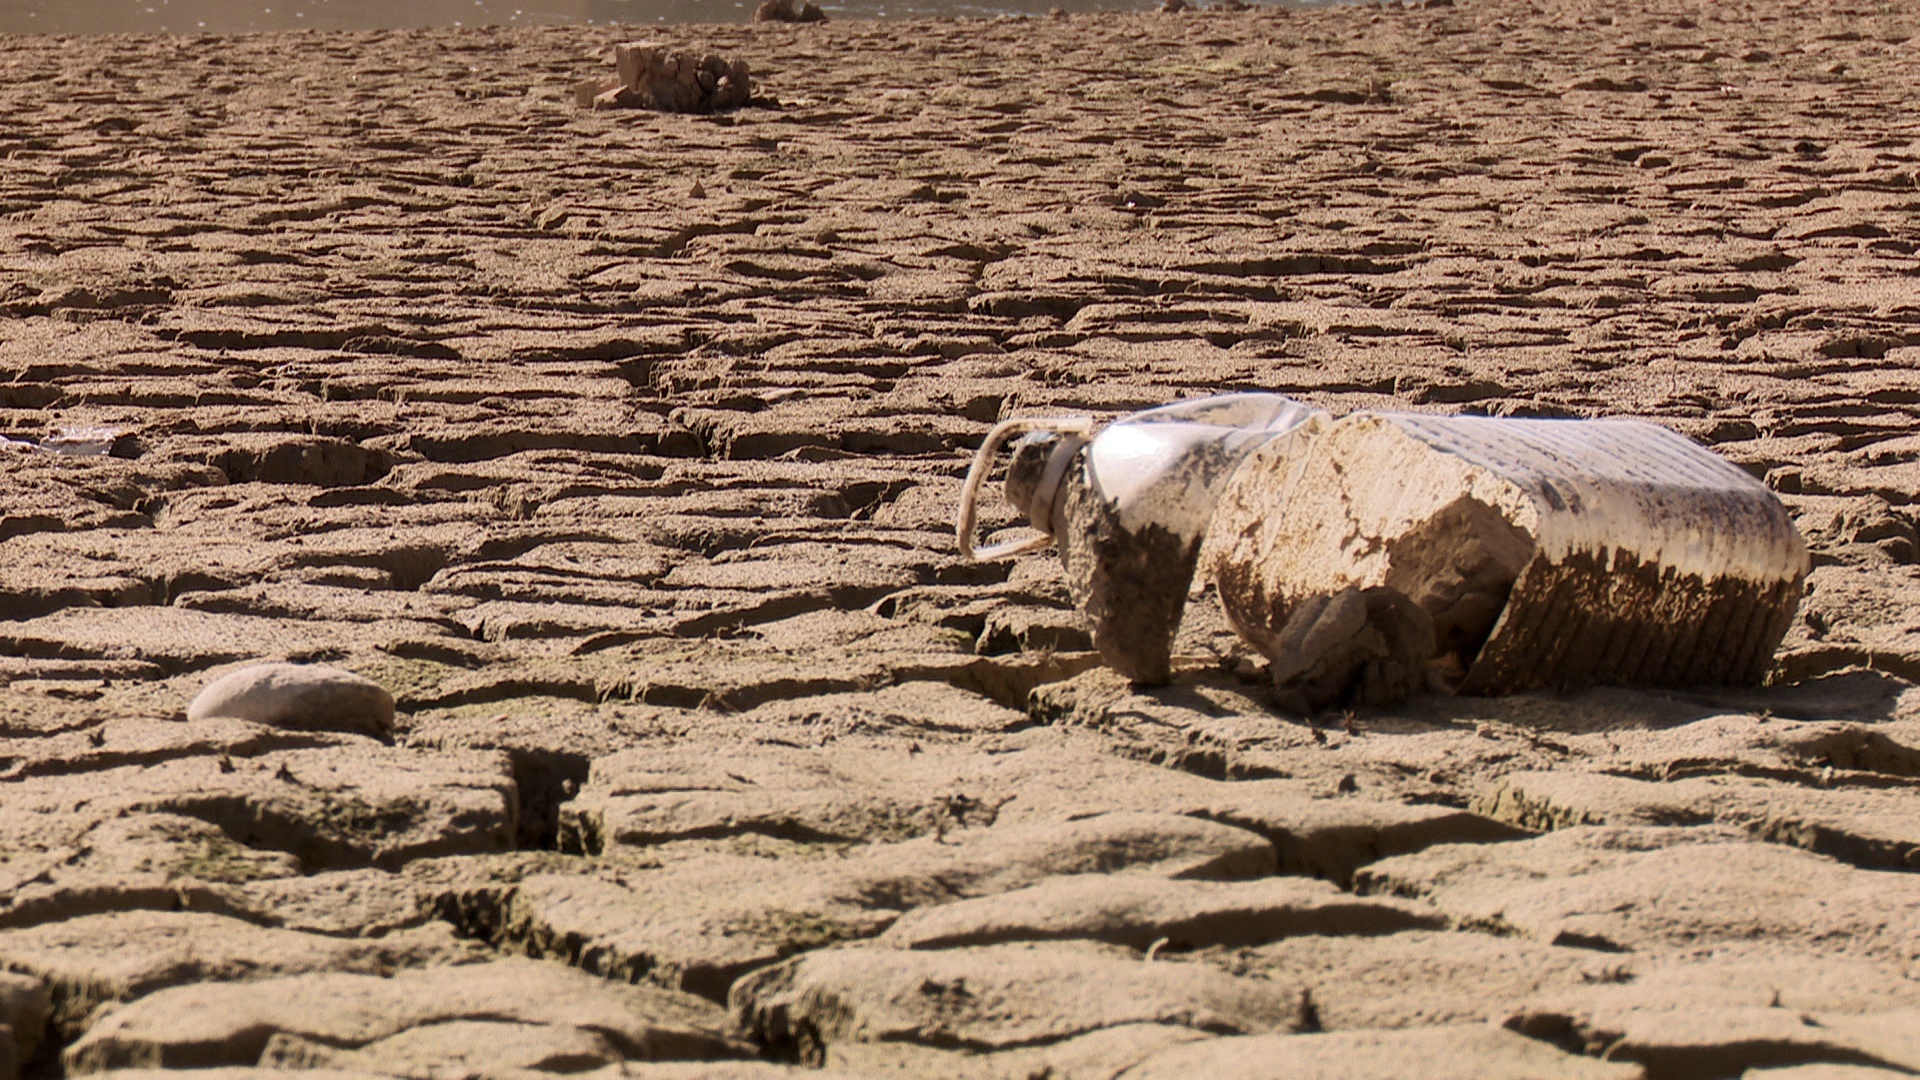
(955, 415), (1092, 560)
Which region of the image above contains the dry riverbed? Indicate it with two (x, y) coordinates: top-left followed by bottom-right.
(2, 0), (1920, 1075)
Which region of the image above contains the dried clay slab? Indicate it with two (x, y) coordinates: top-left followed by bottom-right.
(1202, 413), (1809, 699)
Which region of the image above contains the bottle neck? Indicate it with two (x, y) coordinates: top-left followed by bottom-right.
(1023, 433), (1087, 536)
(955, 415), (1094, 560)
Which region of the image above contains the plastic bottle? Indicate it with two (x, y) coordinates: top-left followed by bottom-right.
(957, 393), (1318, 684)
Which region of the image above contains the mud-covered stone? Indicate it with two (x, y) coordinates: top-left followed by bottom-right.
(186, 661), (395, 740)
(752, 0), (826, 21)
(576, 41), (752, 113)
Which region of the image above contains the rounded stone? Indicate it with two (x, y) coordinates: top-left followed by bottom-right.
(187, 661), (396, 739)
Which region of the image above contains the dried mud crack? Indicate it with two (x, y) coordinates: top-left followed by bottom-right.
(3, 0), (1920, 1076)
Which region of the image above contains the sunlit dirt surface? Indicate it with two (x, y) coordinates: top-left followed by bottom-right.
(3, 2), (1920, 1075)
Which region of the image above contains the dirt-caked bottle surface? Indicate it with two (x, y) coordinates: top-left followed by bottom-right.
(962, 395), (1809, 709)
(958, 394), (1316, 684)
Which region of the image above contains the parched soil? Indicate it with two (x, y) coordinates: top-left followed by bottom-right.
(3, 0), (1920, 1076)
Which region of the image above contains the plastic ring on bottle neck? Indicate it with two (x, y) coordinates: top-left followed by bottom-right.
(1024, 430), (1087, 533)
(955, 415), (1094, 560)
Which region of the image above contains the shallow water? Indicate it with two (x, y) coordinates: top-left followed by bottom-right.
(0, 0), (1323, 34)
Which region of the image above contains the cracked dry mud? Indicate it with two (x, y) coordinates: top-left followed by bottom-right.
(1, 0), (1918, 1076)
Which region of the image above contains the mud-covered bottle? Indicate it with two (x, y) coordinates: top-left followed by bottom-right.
(957, 393), (1317, 684)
